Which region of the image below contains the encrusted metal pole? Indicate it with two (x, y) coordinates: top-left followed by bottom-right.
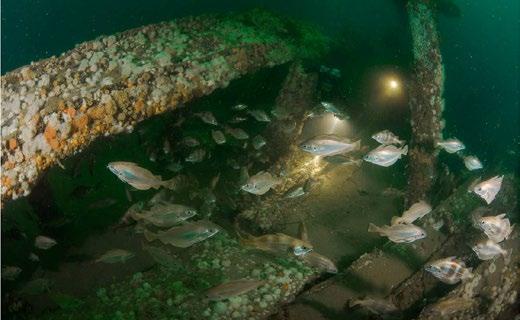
(0, 12), (300, 203)
(406, 0), (445, 205)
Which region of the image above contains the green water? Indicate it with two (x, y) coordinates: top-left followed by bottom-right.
(1, 1), (519, 319)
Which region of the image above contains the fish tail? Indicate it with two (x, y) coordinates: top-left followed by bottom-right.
(368, 223), (382, 234)
(390, 216), (401, 225)
(401, 145), (408, 156)
(352, 140), (361, 151)
(144, 229), (157, 242)
(161, 177), (177, 190)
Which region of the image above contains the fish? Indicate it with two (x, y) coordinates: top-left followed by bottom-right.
(323, 154), (363, 167)
(252, 135), (267, 150)
(88, 197), (117, 209)
(211, 130), (226, 145)
(371, 130), (404, 146)
(303, 178), (320, 193)
(363, 144), (408, 167)
(300, 251), (338, 274)
(149, 151), (157, 162)
(34, 235), (57, 250)
(144, 220), (221, 248)
(228, 115), (247, 123)
(18, 278), (52, 295)
(472, 239), (511, 260)
(391, 200), (432, 225)
(119, 201), (146, 225)
(166, 161), (183, 173)
(463, 156), (483, 170)
(227, 159), (240, 170)
(1, 266), (22, 280)
(29, 253), (40, 262)
(320, 102), (342, 115)
(143, 245), (178, 269)
(424, 257), (473, 284)
(182, 137), (200, 147)
(368, 223), (426, 243)
(163, 139), (171, 154)
(382, 187), (405, 198)
(349, 297), (399, 315)
(134, 202), (197, 228)
(239, 232), (313, 256)
(421, 297), (475, 317)
(241, 171), (281, 195)
(299, 134), (361, 156)
(247, 109), (270, 122)
(225, 127), (249, 140)
(437, 138), (465, 153)
(232, 104), (248, 111)
(210, 173), (220, 190)
(284, 185), (305, 198)
(96, 249), (135, 264)
(477, 213), (513, 243)
(473, 175), (504, 204)
(194, 111), (218, 125)
(185, 148), (206, 163)
(107, 162), (175, 190)
(206, 279), (265, 301)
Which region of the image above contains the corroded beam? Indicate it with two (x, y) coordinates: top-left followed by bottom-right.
(1, 11), (301, 202)
(406, 1), (445, 205)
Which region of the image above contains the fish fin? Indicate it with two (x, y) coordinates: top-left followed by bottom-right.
(401, 145), (408, 156)
(144, 229), (157, 242)
(390, 216), (401, 225)
(506, 223), (515, 239)
(351, 140), (361, 151)
(368, 223), (381, 234)
(446, 256), (458, 261)
(496, 213), (507, 219)
(503, 248), (513, 262)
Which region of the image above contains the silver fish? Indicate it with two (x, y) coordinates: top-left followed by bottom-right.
(371, 130), (404, 146)
(463, 156), (483, 170)
(247, 109), (270, 122)
(29, 253), (40, 262)
(194, 112), (218, 125)
(229, 115), (247, 123)
(232, 104), (248, 111)
(364, 144), (408, 167)
(320, 102), (342, 115)
(478, 213), (513, 243)
(225, 127), (249, 140)
(34, 235), (57, 250)
(421, 297), (475, 317)
(1, 266), (22, 280)
(349, 297), (399, 315)
(437, 138), (465, 153)
(472, 239), (510, 260)
(143, 245), (178, 268)
(368, 223), (426, 243)
(424, 257), (473, 284)
(211, 130), (226, 145)
(96, 249), (135, 264)
(299, 134), (361, 156)
(284, 185), (305, 198)
(227, 158), (240, 170)
(300, 251), (338, 274)
(473, 175), (503, 204)
(135, 202), (197, 228)
(163, 139), (171, 154)
(241, 171), (281, 195)
(144, 220), (220, 248)
(18, 278), (52, 295)
(206, 279), (264, 301)
(107, 162), (174, 190)
(185, 148), (206, 163)
(182, 136), (200, 147)
(382, 187), (405, 198)
(166, 161), (183, 173)
(252, 135), (267, 150)
(391, 200), (432, 225)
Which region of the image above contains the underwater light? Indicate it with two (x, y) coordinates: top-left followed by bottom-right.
(388, 79), (399, 90)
